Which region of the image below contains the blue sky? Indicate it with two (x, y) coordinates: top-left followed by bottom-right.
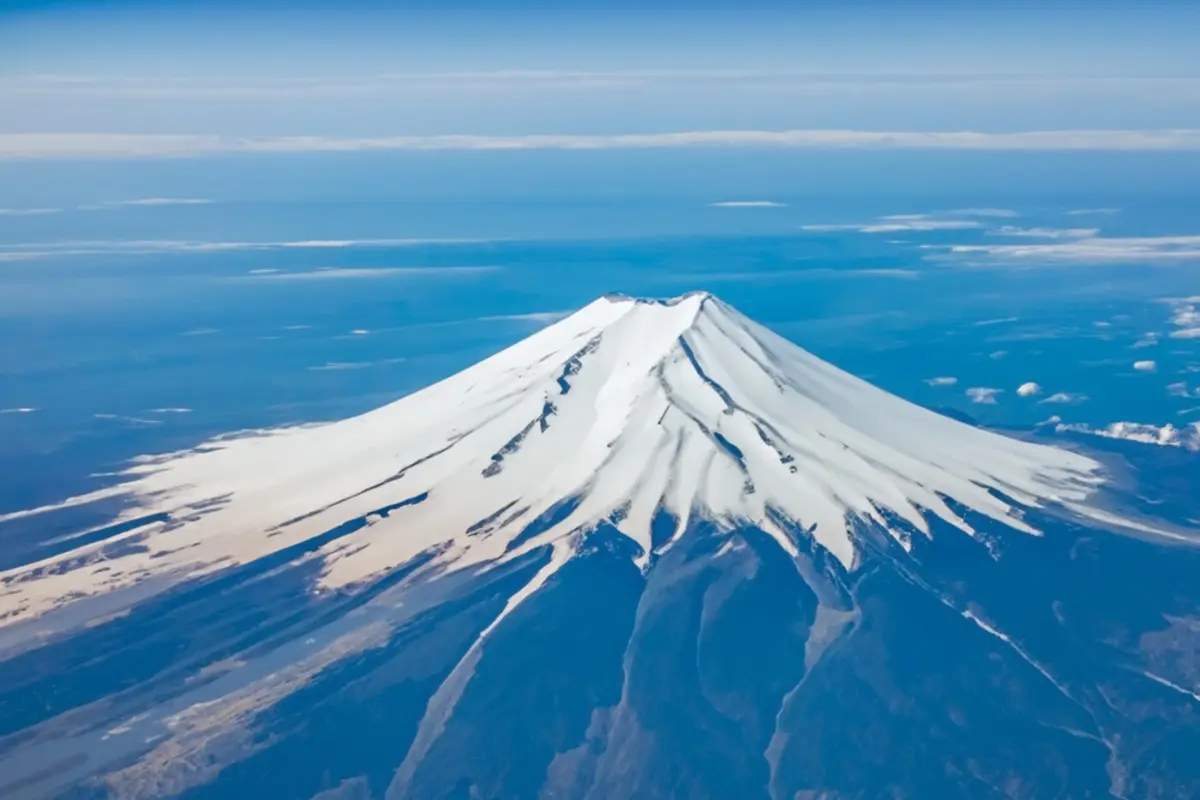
(3, 1), (1200, 153)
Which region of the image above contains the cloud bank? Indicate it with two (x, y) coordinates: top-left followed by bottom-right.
(4, 129), (1200, 160)
(1056, 421), (1200, 451)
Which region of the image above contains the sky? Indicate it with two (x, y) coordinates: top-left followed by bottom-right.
(3, 0), (1200, 154)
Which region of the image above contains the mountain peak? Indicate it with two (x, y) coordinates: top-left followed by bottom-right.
(0, 292), (1113, 629)
(599, 290), (716, 306)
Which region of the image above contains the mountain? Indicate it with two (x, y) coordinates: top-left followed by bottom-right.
(1, 292), (1198, 799)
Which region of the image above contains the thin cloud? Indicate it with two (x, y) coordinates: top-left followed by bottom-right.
(0, 407), (38, 414)
(991, 226), (1098, 239)
(675, 268), (919, 282)
(81, 198), (214, 209)
(309, 358), (405, 371)
(803, 219), (981, 234)
(5, 129), (1200, 160)
(1066, 208), (1120, 216)
(925, 376), (958, 387)
(942, 234), (1200, 263)
(0, 237), (491, 260)
(1039, 392), (1087, 405)
(973, 317), (1019, 327)
(1133, 360), (1158, 372)
(0, 207), (60, 216)
(940, 208), (1019, 218)
(709, 200), (787, 208)
(476, 311), (573, 324)
(240, 266), (500, 281)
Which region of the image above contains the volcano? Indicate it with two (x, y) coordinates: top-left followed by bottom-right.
(1, 292), (1197, 799)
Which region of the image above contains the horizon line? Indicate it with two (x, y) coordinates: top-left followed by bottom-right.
(4, 129), (1200, 159)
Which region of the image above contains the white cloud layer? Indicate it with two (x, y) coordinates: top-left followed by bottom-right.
(3, 129), (1200, 159)
(1133, 360), (1158, 372)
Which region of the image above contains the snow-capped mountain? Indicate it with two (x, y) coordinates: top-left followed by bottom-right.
(1, 293), (1197, 799)
(0, 292), (1109, 629)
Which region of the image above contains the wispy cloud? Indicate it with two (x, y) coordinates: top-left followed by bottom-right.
(1039, 392), (1088, 405)
(973, 317), (1019, 327)
(1066, 208), (1120, 216)
(966, 387), (1000, 404)
(0, 236), (490, 261)
(240, 266), (499, 281)
(93, 412), (162, 427)
(79, 197), (214, 210)
(991, 226), (1099, 239)
(309, 358), (405, 371)
(803, 219), (981, 234)
(939, 208), (1019, 218)
(676, 268), (920, 282)
(709, 200), (787, 208)
(925, 376), (958, 387)
(0, 207), (60, 216)
(476, 311), (572, 324)
(0, 407), (38, 414)
(942, 234), (1200, 264)
(4, 129), (1200, 160)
